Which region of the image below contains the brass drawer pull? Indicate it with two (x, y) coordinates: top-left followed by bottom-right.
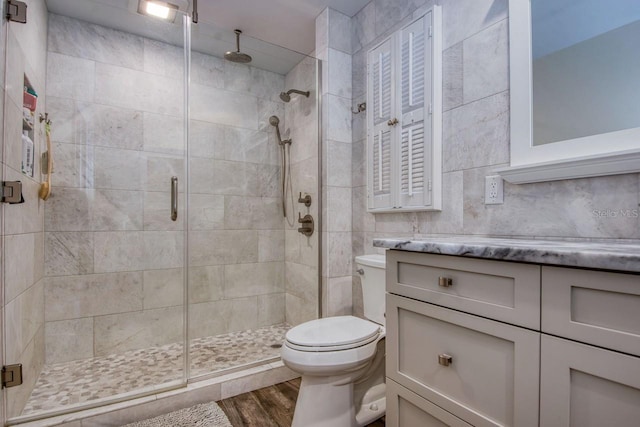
(438, 354), (453, 367)
(438, 277), (453, 287)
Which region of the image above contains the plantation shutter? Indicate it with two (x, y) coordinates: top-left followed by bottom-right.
(399, 15), (432, 207)
(368, 38), (394, 209)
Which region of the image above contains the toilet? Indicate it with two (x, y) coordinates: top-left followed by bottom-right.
(281, 254), (386, 427)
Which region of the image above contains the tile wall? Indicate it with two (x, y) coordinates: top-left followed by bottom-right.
(346, 0), (640, 315)
(2, 0), (49, 418)
(42, 14), (299, 369)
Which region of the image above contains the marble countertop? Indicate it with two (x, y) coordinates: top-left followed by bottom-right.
(373, 236), (640, 273)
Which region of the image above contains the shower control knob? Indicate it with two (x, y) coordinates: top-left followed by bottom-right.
(387, 118), (399, 126)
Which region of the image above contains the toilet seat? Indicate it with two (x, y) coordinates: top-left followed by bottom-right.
(285, 316), (382, 352)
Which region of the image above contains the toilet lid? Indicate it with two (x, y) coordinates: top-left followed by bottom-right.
(285, 316), (381, 351)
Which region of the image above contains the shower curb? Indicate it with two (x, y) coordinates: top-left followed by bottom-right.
(9, 362), (298, 427)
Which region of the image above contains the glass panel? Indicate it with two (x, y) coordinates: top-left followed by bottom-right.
(187, 19), (320, 379)
(2, 1), (188, 420)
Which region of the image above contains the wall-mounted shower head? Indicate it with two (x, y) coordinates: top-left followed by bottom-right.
(225, 30), (252, 64)
(279, 89), (310, 103)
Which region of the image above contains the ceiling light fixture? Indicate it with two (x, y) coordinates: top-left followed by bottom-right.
(138, 0), (178, 22)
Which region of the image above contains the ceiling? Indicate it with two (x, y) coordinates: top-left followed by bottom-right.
(45, 0), (369, 74)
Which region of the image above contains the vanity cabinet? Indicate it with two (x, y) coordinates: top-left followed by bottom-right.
(385, 249), (640, 427)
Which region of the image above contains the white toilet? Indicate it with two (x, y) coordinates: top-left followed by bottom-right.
(281, 254), (386, 427)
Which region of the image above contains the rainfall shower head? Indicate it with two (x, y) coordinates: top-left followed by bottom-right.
(279, 89), (310, 103)
(225, 30), (252, 64)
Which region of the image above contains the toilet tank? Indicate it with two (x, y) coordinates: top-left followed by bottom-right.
(355, 254), (386, 326)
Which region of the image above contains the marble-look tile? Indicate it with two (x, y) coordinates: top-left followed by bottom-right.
(4, 99), (26, 173)
(143, 268), (184, 309)
(353, 186), (376, 233)
(143, 231), (184, 270)
(463, 19), (509, 104)
(224, 196), (282, 230)
(192, 51), (224, 89)
(325, 94), (352, 143)
(327, 49), (352, 99)
(257, 98), (285, 133)
(258, 293), (286, 326)
(351, 2), (376, 54)
(5, 29), (26, 109)
(443, 91), (509, 172)
(189, 298), (258, 338)
(4, 167), (44, 235)
(443, 43), (463, 111)
(326, 276), (353, 316)
(94, 63), (183, 117)
(250, 67), (286, 103)
(374, 0), (432, 39)
(257, 164), (282, 199)
(189, 230), (258, 266)
(316, 8), (329, 52)
(4, 233), (36, 303)
(351, 54), (366, 110)
(75, 102), (143, 150)
(45, 232), (94, 276)
(45, 272), (143, 321)
(352, 274), (364, 318)
(375, 212), (418, 233)
(188, 194), (224, 230)
(326, 140), (352, 187)
(224, 126), (277, 165)
(46, 52), (95, 102)
(224, 262), (284, 299)
(144, 154), (185, 192)
(93, 189), (144, 231)
(326, 232), (353, 277)
(143, 112), (185, 155)
(50, 142), (94, 188)
(220, 362), (297, 400)
(45, 318), (93, 364)
(190, 83), (258, 130)
(223, 61), (252, 93)
(94, 147), (143, 191)
(93, 231), (145, 273)
(258, 230), (285, 262)
(5, 279), (44, 362)
(44, 188), (91, 231)
(190, 159), (258, 196)
(419, 170), (464, 234)
(188, 265), (224, 304)
(463, 168), (640, 239)
(46, 96), (75, 143)
(442, 0), (508, 49)
(143, 191), (184, 231)
(351, 140), (366, 188)
(326, 186), (352, 232)
(328, 8), (352, 54)
(94, 306), (183, 356)
(190, 120), (225, 159)
(285, 292), (317, 327)
(285, 262), (318, 303)
(49, 14), (143, 70)
(143, 38), (183, 80)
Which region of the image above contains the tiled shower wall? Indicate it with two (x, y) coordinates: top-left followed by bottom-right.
(284, 57), (319, 326)
(43, 14), (290, 365)
(2, 0), (48, 417)
(347, 0), (640, 314)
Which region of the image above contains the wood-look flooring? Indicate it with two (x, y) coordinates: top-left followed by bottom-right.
(219, 378), (385, 427)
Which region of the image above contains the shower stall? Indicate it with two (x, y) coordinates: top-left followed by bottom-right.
(1, 0), (320, 423)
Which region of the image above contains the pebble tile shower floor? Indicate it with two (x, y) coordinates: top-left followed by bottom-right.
(22, 324), (289, 415)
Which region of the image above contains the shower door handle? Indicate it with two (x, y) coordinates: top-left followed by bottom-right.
(170, 176), (178, 221)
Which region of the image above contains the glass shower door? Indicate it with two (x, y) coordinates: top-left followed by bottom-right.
(2, 3), (189, 421)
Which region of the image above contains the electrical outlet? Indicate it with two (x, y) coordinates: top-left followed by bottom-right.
(485, 175), (504, 205)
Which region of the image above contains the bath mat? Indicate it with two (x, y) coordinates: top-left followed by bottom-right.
(122, 402), (232, 427)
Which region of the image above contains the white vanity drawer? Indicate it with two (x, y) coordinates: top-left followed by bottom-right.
(386, 293), (540, 427)
(541, 267), (640, 357)
(386, 379), (472, 427)
(387, 250), (541, 329)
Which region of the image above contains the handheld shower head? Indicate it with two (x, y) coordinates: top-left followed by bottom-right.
(269, 115), (290, 146)
(279, 89), (310, 103)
